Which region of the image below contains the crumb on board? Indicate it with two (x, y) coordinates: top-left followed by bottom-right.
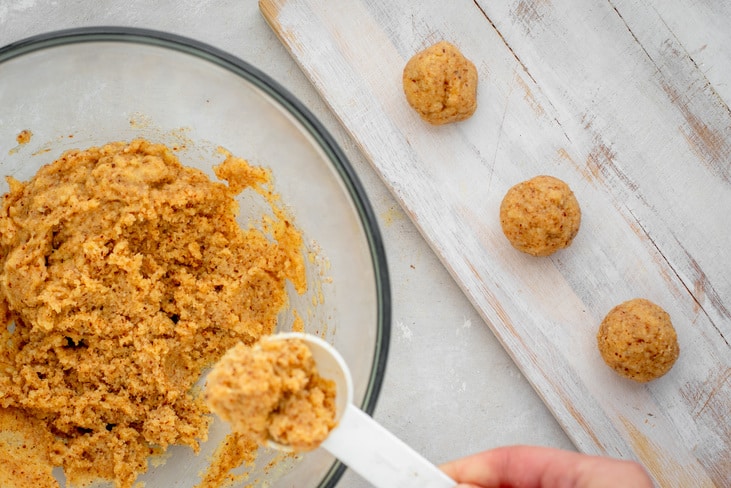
(15, 130), (32, 145)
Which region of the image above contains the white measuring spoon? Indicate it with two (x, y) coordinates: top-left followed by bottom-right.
(263, 332), (457, 488)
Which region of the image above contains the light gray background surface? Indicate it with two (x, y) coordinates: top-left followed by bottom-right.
(0, 1), (574, 486)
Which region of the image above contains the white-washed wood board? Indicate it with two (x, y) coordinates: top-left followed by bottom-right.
(259, 0), (731, 486)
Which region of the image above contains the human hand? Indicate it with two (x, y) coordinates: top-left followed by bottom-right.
(441, 445), (654, 488)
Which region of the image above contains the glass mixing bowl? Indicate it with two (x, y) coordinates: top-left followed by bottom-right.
(0, 27), (390, 487)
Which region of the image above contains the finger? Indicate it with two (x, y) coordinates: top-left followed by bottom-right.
(442, 446), (575, 487)
(441, 446), (653, 488)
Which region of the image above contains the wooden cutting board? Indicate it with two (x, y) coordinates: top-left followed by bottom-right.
(259, 0), (731, 485)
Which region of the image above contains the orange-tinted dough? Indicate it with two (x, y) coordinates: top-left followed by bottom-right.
(499, 175), (581, 256)
(205, 339), (336, 453)
(0, 139), (306, 488)
(597, 298), (679, 382)
(15, 130), (32, 145)
(403, 41), (478, 125)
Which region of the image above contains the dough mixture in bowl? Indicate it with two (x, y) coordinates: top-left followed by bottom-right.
(0, 139), (306, 488)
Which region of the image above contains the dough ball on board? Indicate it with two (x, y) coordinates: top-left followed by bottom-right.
(597, 298), (680, 382)
(402, 41), (478, 125)
(499, 175), (581, 256)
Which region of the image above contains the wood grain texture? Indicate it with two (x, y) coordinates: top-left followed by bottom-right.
(259, 1), (730, 485)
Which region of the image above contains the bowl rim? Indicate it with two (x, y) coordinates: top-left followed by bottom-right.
(0, 26), (391, 488)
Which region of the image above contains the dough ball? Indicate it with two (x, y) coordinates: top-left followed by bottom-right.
(499, 175), (581, 256)
(597, 298), (679, 382)
(402, 41), (478, 125)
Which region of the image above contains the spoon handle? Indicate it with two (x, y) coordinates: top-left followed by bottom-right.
(322, 404), (457, 488)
